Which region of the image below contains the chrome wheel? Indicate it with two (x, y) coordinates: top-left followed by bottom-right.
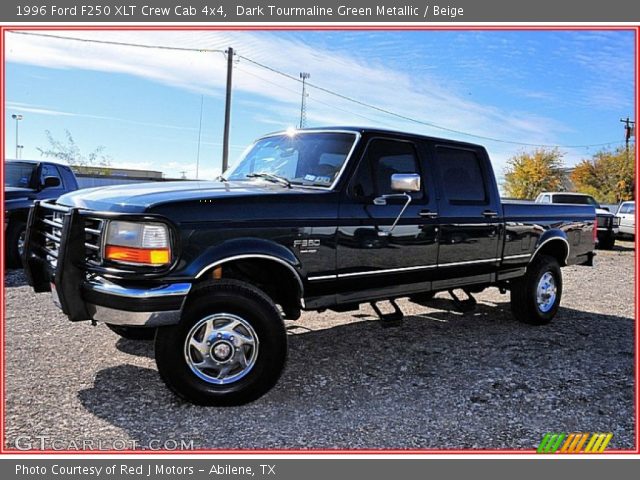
(184, 313), (259, 385)
(536, 272), (557, 313)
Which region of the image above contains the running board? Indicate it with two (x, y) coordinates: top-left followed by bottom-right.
(370, 300), (404, 326)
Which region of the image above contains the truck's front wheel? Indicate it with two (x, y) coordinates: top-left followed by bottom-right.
(6, 220), (26, 269)
(154, 280), (287, 406)
(510, 254), (562, 325)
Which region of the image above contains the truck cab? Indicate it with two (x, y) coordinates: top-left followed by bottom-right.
(4, 159), (78, 268)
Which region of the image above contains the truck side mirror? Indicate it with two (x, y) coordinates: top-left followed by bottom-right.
(42, 176), (61, 189)
(391, 173), (421, 192)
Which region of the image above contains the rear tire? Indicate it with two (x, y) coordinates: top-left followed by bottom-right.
(6, 220), (26, 269)
(155, 279), (287, 406)
(510, 254), (562, 325)
(106, 324), (156, 341)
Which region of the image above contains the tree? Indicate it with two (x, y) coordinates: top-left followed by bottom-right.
(503, 148), (566, 199)
(570, 147), (635, 203)
(37, 129), (111, 167)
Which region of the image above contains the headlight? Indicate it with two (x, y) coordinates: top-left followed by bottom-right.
(105, 221), (171, 266)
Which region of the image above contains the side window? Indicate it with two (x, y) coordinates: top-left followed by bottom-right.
(351, 139), (423, 200)
(40, 164), (62, 186)
(436, 146), (487, 204)
(541, 195), (550, 204)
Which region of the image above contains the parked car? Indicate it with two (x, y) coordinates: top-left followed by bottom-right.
(23, 128), (597, 406)
(615, 201), (635, 238)
(4, 160), (78, 268)
(535, 192), (619, 249)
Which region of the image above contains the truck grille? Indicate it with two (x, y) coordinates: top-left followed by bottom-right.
(597, 216), (619, 228)
(35, 202), (105, 269)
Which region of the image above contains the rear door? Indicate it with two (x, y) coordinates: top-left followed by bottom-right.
(431, 144), (503, 288)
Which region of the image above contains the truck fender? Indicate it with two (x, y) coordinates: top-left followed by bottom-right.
(529, 231), (570, 266)
(188, 238), (304, 297)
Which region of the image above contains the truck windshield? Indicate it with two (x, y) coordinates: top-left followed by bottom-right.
(4, 162), (36, 188)
(553, 194), (600, 207)
(226, 132), (358, 188)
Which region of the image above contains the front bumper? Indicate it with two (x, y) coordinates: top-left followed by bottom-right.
(82, 278), (191, 326)
(23, 200), (189, 327)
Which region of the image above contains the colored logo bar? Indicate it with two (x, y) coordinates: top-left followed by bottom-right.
(537, 433), (613, 453)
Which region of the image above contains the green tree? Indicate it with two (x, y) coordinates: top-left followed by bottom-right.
(37, 129), (111, 167)
(503, 148), (566, 199)
(570, 147), (635, 203)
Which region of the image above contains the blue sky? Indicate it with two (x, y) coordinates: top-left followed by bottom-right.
(4, 29), (636, 181)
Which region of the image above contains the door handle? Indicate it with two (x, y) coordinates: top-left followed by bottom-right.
(419, 210), (438, 218)
(482, 210), (498, 218)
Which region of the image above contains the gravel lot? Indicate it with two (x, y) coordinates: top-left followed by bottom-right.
(4, 241), (635, 451)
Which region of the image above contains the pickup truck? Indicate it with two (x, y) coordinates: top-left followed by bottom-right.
(615, 201), (635, 238)
(22, 128), (597, 406)
(4, 159), (78, 268)
(535, 192), (619, 249)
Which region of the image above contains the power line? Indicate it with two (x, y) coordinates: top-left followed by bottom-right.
(9, 31), (224, 53)
(237, 54), (622, 150)
(9, 31), (624, 150)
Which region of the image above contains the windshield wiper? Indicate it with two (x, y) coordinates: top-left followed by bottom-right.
(216, 175), (228, 182)
(246, 172), (291, 188)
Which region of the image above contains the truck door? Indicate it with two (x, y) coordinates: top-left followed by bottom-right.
(431, 144), (502, 289)
(335, 137), (439, 300)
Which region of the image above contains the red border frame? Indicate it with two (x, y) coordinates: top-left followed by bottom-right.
(0, 24), (638, 456)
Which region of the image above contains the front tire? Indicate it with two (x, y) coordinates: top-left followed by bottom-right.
(598, 232), (616, 250)
(510, 254), (562, 325)
(6, 220), (26, 269)
(154, 279), (287, 406)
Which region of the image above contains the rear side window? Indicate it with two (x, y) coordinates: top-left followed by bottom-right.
(436, 146), (487, 204)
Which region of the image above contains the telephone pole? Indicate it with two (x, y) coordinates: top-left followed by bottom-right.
(620, 117), (635, 155)
(222, 47), (234, 174)
(299, 72), (310, 129)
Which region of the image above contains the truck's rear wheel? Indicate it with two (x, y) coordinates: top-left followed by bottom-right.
(154, 279), (287, 406)
(106, 324), (156, 341)
(510, 254), (562, 325)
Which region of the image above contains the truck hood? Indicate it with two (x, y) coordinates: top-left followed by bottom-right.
(596, 207), (614, 217)
(56, 180), (303, 212)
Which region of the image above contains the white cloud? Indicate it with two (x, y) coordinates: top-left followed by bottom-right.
(5, 30), (618, 177)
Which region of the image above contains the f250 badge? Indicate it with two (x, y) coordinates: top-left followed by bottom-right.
(294, 239), (320, 253)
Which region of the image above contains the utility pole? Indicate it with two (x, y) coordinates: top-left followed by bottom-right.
(620, 117), (635, 155)
(222, 47), (234, 173)
(299, 72), (310, 129)
(196, 95), (204, 180)
(11, 114), (23, 159)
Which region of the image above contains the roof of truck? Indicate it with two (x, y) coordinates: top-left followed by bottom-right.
(262, 126), (486, 149)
